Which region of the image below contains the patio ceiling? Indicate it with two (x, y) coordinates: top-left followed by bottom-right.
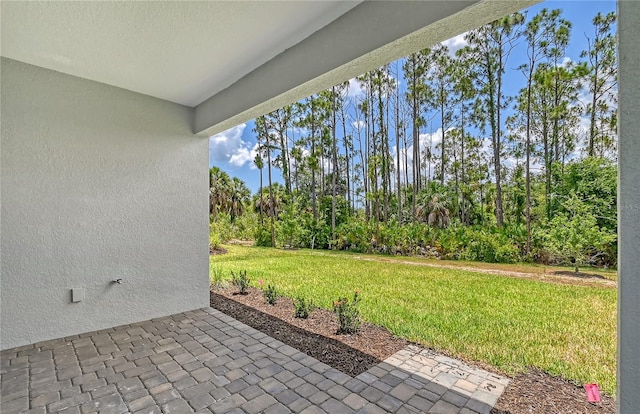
(1, 1), (539, 136)
(0, 1), (361, 107)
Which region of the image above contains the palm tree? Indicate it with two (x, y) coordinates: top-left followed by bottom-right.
(209, 167), (231, 219)
(417, 190), (451, 228)
(229, 177), (250, 222)
(254, 183), (284, 219)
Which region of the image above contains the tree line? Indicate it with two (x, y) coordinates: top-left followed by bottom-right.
(210, 8), (617, 268)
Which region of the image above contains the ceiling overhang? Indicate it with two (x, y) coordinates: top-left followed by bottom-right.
(1, 1), (541, 137)
(194, 0), (539, 135)
(1, 1), (361, 107)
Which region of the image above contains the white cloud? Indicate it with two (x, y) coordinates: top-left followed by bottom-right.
(559, 56), (573, 68)
(209, 123), (257, 168)
(441, 33), (468, 56)
(347, 78), (364, 97)
(352, 119), (366, 130)
(230, 143), (260, 168)
(420, 130), (442, 149)
(392, 129), (444, 181)
(289, 126), (309, 137)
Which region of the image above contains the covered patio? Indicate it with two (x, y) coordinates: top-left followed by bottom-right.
(1, 308), (508, 413)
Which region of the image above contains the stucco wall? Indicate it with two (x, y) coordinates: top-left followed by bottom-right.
(618, 1), (640, 411)
(0, 58), (209, 350)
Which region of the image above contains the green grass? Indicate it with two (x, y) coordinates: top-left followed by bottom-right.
(293, 250), (618, 281)
(211, 245), (617, 395)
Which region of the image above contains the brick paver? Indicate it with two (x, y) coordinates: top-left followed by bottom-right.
(1, 308), (509, 413)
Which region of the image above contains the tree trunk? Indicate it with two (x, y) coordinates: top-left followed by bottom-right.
(377, 71), (389, 222)
(411, 60), (419, 222)
(331, 87), (338, 249)
(395, 64), (402, 222)
(460, 103), (466, 223)
(487, 49), (504, 228)
(266, 132), (276, 247)
(440, 87), (446, 186)
(588, 55), (599, 156)
(341, 92), (351, 214)
(525, 66), (533, 254)
(542, 100), (552, 221)
(310, 98), (318, 221)
(259, 168), (264, 225)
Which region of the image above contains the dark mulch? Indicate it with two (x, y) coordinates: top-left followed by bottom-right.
(210, 287), (407, 377)
(493, 369), (616, 414)
(209, 246), (228, 255)
(210, 286), (616, 414)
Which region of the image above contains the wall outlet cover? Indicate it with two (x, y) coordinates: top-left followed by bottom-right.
(71, 288), (85, 303)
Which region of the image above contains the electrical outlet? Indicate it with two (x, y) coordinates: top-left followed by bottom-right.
(71, 288), (85, 303)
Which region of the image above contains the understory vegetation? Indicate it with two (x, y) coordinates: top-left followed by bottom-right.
(211, 156), (616, 268)
(210, 246), (617, 395)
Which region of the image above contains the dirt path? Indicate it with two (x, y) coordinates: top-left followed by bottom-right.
(348, 255), (617, 288)
(217, 245), (616, 288)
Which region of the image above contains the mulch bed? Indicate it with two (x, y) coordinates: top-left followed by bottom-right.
(210, 287), (408, 377)
(493, 370), (616, 414)
(210, 286), (616, 414)
(209, 246), (228, 255)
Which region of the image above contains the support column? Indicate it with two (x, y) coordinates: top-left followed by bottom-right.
(618, 1), (640, 413)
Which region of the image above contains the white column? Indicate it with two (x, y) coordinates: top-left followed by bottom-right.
(618, 1), (640, 412)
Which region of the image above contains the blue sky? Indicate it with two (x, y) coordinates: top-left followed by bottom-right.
(209, 0), (616, 194)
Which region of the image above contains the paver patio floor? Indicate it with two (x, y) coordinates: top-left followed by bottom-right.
(1, 308), (508, 414)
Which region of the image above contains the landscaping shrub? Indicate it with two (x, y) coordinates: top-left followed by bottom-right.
(333, 291), (361, 334)
(293, 297), (314, 319)
(263, 284), (278, 305)
(231, 270), (250, 294)
(209, 232), (222, 251)
(210, 267), (225, 289)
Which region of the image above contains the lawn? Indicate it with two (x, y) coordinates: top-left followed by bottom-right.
(210, 245), (617, 395)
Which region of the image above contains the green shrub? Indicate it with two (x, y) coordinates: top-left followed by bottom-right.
(276, 200), (309, 248)
(263, 284), (278, 305)
(231, 270), (250, 294)
(294, 297), (314, 319)
(334, 217), (378, 253)
(210, 212), (233, 242)
(254, 226), (273, 247)
(534, 198), (617, 269)
(210, 267), (226, 289)
(234, 211), (259, 240)
(209, 232), (222, 251)
(459, 228), (519, 263)
(333, 291), (361, 334)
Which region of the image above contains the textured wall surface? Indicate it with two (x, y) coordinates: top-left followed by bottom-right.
(0, 58), (209, 349)
(618, 1), (640, 412)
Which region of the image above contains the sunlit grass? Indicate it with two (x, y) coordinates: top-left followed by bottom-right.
(210, 245), (617, 395)
(299, 249), (618, 281)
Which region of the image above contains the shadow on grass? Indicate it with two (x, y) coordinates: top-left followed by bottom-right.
(551, 270), (608, 280)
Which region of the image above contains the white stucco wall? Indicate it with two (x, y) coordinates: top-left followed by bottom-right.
(0, 58), (209, 350)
